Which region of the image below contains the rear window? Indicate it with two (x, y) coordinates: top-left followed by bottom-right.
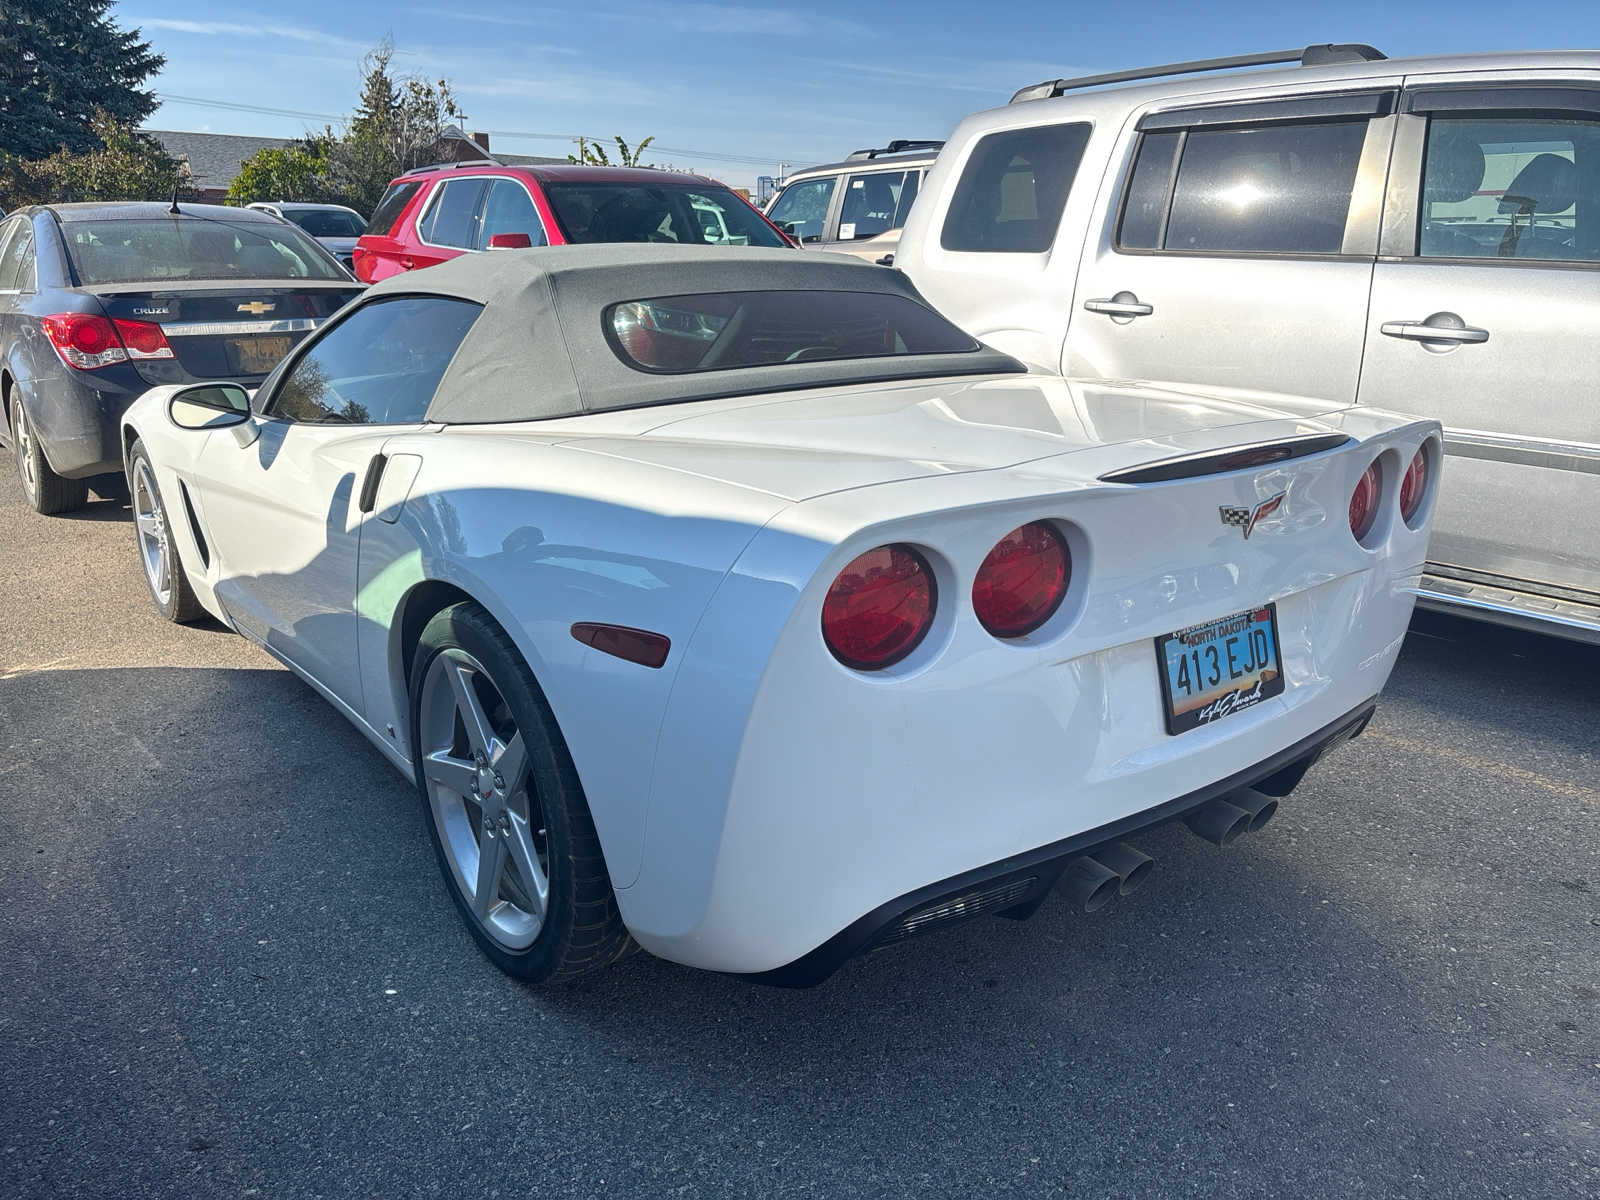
(941, 123), (1091, 252)
(367, 181), (422, 237)
(604, 289), (979, 374)
(285, 208), (366, 238)
(544, 183), (787, 247)
(62, 218), (347, 284)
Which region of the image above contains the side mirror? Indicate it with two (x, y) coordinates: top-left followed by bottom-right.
(167, 383), (251, 431)
(486, 232), (532, 250)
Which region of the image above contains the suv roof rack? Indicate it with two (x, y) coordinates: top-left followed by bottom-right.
(1009, 43), (1386, 103)
(401, 158), (503, 176)
(845, 139), (945, 160)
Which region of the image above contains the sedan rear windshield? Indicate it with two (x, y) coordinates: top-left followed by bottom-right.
(61, 218), (347, 284)
(284, 209), (366, 238)
(604, 289), (979, 374)
(544, 183), (787, 248)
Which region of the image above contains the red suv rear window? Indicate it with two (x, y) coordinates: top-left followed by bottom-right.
(368, 181), (423, 237)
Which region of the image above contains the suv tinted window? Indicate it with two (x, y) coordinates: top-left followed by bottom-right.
(269, 297), (481, 424)
(1117, 131), (1181, 250)
(542, 182), (786, 247)
(766, 176), (835, 243)
(477, 179), (547, 249)
(941, 123), (1091, 252)
(1419, 115), (1598, 263)
(368, 181), (422, 237)
(1163, 120), (1368, 254)
(419, 178), (489, 249)
(839, 170), (910, 240)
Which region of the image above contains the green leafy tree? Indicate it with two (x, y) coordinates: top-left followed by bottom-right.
(0, 113), (179, 208)
(568, 135), (656, 167)
(0, 0), (163, 159)
(227, 136), (340, 205)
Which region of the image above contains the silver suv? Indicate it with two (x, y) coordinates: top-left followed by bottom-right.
(896, 45), (1600, 643)
(765, 140), (942, 263)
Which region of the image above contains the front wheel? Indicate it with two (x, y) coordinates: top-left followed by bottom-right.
(12, 397), (88, 515)
(128, 440), (206, 622)
(410, 602), (633, 983)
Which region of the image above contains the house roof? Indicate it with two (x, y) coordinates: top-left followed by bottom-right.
(145, 130), (295, 190)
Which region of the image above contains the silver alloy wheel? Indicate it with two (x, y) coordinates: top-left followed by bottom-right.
(13, 402), (37, 502)
(132, 459), (172, 605)
(418, 648), (550, 950)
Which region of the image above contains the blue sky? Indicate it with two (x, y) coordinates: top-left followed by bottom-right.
(132, 0), (1599, 188)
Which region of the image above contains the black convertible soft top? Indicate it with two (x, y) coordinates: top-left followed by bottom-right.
(359, 244), (1025, 424)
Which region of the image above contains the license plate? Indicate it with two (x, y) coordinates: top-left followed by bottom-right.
(1155, 604), (1284, 735)
(229, 335), (292, 375)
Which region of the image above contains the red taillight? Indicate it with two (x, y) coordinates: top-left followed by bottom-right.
(41, 313), (127, 370)
(822, 544), (936, 670)
(1399, 447), (1428, 524)
(1349, 460), (1382, 542)
(112, 318), (174, 360)
(972, 521), (1070, 638)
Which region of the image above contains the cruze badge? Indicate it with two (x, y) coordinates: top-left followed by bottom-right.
(237, 301), (276, 315)
(1219, 492), (1285, 539)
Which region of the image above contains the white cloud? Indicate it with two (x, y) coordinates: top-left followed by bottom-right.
(133, 16), (373, 56)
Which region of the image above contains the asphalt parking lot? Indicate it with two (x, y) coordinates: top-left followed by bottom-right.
(1, 464), (1596, 1200)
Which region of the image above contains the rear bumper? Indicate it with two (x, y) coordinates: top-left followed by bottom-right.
(744, 698), (1377, 987)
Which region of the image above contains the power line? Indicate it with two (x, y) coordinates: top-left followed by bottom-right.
(155, 92), (822, 168)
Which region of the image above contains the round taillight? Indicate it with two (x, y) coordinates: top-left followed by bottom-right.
(70, 317), (113, 353)
(1399, 447), (1428, 525)
(1349, 460), (1382, 542)
(821, 544), (936, 670)
(973, 521), (1071, 638)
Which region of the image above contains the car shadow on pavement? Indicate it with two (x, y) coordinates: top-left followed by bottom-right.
(1, 650), (1594, 1198)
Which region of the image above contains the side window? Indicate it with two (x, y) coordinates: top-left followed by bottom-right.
(10, 233), (35, 292)
(0, 219), (23, 290)
(1117, 131), (1182, 250)
(838, 170), (908, 240)
(1418, 114), (1598, 263)
(941, 123), (1092, 253)
(368, 181), (423, 236)
(893, 171), (923, 228)
(268, 297), (482, 425)
(418, 179), (489, 249)
(766, 176), (835, 243)
(1162, 120), (1368, 254)
(477, 179), (548, 249)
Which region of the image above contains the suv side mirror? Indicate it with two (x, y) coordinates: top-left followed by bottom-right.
(168, 383), (251, 431)
(487, 232), (532, 250)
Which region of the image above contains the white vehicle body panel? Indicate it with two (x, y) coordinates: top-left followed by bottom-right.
(123, 369), (1437, 977)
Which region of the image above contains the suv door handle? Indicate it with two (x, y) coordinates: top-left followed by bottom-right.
(1084, 293), (1153, 319)
(399, 256), (416, 270)
(1380, 317), (1488, 345)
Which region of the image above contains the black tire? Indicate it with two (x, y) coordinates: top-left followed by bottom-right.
(127, 439), (207, 623)
(12, 396), (88, 515)
(410, 601), (634, 983)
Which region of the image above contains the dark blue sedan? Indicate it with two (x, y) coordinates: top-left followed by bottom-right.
(0, 202), (363, 514)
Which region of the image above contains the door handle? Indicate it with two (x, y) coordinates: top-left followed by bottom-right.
(1380, 318), (1488, 345)
(875, 254), (895, 267)
(358, 453), (388, 514)
(399, 257), (416, 270)
(1083, 293), (1153, 319)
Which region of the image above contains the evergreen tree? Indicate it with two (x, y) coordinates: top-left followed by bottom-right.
(0, 0), (163, 159)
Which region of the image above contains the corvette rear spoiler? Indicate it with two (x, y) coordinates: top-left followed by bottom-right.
(1098, 433), (1353, 484)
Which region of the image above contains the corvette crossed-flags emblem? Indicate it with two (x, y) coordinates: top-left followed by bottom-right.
(1219, 492), (1286, 539)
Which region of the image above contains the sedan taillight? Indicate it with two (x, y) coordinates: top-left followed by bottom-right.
(112, 318), (175, 361)
(1349, 460), (1382, 542)
(972, 521), (1070, 638)
(822, 544), (936, 670)
(41, 313), (127, 370)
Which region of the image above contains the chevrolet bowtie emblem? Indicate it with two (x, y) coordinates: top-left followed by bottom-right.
(1219, 492), (1286, 539)
(237, 301), (276, 315)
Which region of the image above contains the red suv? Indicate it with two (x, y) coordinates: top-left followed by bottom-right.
(353, 163), (792, 282)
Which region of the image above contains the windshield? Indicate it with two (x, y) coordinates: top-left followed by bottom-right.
(766, 176), (836, 243)
(543, 182), (787, 247)
(604, 289), (979, 373)
(63, 217), (346, 284)
(285, 209), (366, 238)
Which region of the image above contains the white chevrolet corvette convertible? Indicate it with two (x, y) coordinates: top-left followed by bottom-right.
(120, 246), (1439, 986)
